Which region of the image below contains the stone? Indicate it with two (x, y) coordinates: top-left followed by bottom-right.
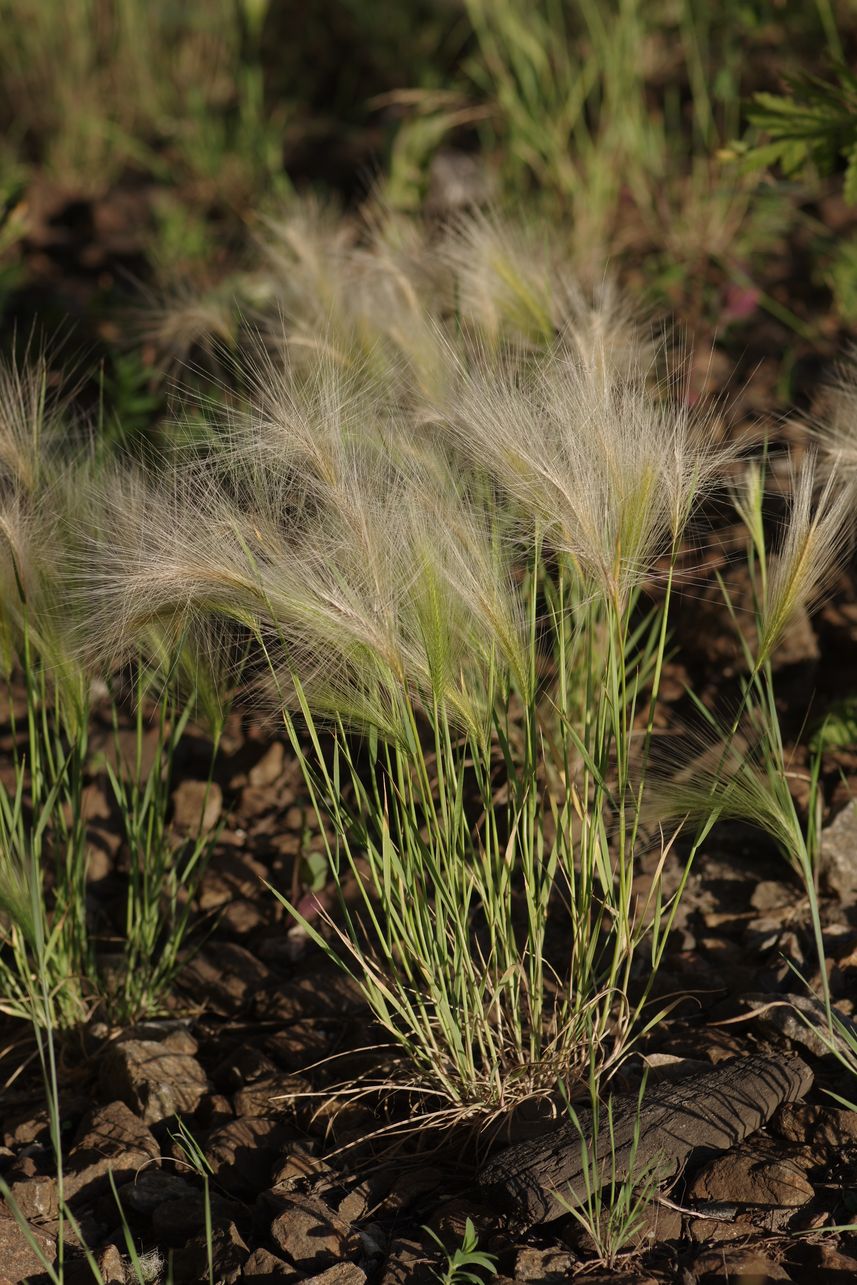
(239, 785), (276, 819)
(206, 1118), (286, 1196)
(379, 1239), (436, 1285)
(171, 778), (223, 832)
(514, 1246), (578, 1280)
(220, 898), (265, 935)
(118, 1167), (195, 1215)
(97, 1243), (125, 1284)
(64, 1101), (160, 1202)
(198, 851), (269, 912)
(774, 1101), (857, 1159)
(424, 1200), (494, 1251)
(268, 1193), (359, 1273)
(271, 1144), (331, 1189)
(747, 992), (857, 1058)
(750, 881), (795, 912)
(812, 1242), (857, 1277)
(99, 1040), (208, 1125)
(150, 1190), (241, 1246)
(688, 1138), (814, 1207)
(212, 1045), (278, 1093)
(249, 741), (286, 787)
(242, 1247), (298, 1280)
(171, 1220), (248, 1284)
(820, 797), (857, 900)
(123, 1022), (198, 1055)
(384, 1166), (445, 1212)
(5, 1174), (58, 1222)
(4, 1108), (51, 1149)
(304, 1266), (367, 1285)
(252, 967), (365, 1023)
(234, 1075), (306, 1120)
(180, 943), (271, 1016)
(0, 1214), (55, 1283)
(264, 1021), (333, 1072)
(691, 1247), (791, 1281)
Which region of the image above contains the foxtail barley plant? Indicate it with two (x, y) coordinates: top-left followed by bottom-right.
(654, 451), (852, 1031)
(0, 355), (225, 1029)
(75, 275), (738, 1118)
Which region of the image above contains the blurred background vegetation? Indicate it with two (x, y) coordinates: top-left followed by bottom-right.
(1, 0), (857, 433)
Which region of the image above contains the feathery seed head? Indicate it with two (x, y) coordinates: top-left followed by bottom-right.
(444, 343), (729, 600)
(755, 455), (852, 669)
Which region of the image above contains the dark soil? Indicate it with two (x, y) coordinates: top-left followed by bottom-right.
(3, 181), (857, 1283)
(2, 572), (857, 1283)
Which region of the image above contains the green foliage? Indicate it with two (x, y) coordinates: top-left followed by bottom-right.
(741, 64), (857, 201)
(558, 1074), (665, 1269)
(810, 696), (857, 751)
(100, 680), (222, 1023)
(0, 0), (286, 199)
(425, 1218), (498, 1285)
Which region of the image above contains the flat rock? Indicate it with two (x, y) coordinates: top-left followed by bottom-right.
(206, 1118), (287, 1196)
(212, 1045), (278, 1093)
(304, 1266), (367, 1285)
(691, 1246), (791, 1281)
(688, 1137), (814, 1207)
(268, 1192), (359, 1273)
(424, 1200), (494, 1251)
(4, 1175), (58, 1222)
(99, 1040), (208, 1124)
(151, 1189), (243, 1246)
(264, 1022), (333, 1073)
(171, 1220), (248, 1285)
(97, 1242), (125, 1284)
(0, 1214), (55, 1284)
(379, 1239), (436, 1285)
(253, 967), (365, 1023)
(121, 1021), (199, 1055)
(234, 1074), (306, 1119)
(811, 1242), (857, 1278)
(272, 1144), (332, 1189)
(774, 1101), (857, 1159)
(65, 1101), (160, 1202)
(171, 778), (222, 832)
(242, 1247), (299, 1280)
(118, 1168), (195, 1215)
(248, 741), (286, 787)
(181, 944), (272, 1016)
(744, 992), (857, 1058)
(198, 851), (269, 912)
(479, 1053), (812, 1227)
(821, 797), (857, 899)
(513, 1246), (578, 1280)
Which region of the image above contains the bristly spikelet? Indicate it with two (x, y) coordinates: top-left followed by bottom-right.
(0, 351), (60, 495)
(77, 365), (528, 744)
(441, 209), (559, 347)
(754, 455), (852, 669)
(815, 355), (857, 488)
(135, 279), (242, 381)
(440, 341), (731, 601)
(556, 275), (657, 387)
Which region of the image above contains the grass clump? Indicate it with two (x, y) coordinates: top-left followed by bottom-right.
(0, 352), (224, 1030)
(74, 263), (738, 1120)
(0, 0), (285, 200)
(558, 1074), (665, 1271)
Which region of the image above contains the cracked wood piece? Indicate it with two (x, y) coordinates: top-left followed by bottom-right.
(478, 1053), (813, 1227)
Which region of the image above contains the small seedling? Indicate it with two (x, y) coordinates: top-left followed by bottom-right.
(424, 1218), (498, 1285)
(556, 1075), (665, 1270)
